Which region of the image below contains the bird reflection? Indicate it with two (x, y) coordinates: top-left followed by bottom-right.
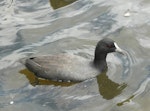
(96, 71), (127, 100)
(19, 69), (78, 87)
(19, 69), (127, 99)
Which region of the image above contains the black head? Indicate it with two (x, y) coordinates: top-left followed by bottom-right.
(94, 38), (124, 68)
(96, 38), (116, 54)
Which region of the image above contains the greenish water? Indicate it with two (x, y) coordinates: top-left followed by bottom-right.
(50, 0), (77, 9)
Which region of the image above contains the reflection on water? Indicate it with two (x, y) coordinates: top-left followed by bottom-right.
(0, 0), (150, 110)
(117, 95), (135, 106)
(97, 71), (127, 100)
(50, 0), (77, 9)
(20, 69), (77, 87)
(20, 68), (127, 100)
(117, 75), (150, 106)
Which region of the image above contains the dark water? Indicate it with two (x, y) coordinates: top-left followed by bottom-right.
(0, 0), (150, 111)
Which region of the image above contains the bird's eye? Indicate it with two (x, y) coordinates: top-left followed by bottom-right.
(106, 44), (114, 48)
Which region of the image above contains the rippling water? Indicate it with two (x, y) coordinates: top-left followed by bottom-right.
(0, 0), (150, 111)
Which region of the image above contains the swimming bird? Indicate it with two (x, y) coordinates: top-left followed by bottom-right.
(23, 38), (124, 82)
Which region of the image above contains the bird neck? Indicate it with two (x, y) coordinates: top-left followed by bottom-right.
(93, 53), (107, 71)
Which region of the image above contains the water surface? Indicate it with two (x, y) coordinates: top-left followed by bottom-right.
(0, 0), (150, 111)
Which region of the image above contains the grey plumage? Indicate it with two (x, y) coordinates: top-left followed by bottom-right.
(23, 38), (124, 82)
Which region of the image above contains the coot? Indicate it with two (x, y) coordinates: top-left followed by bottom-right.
(24, 38), (124, 82)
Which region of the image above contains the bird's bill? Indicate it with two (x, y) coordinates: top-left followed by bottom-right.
(114, 42), (125, 55)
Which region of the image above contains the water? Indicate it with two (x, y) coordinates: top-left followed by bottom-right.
(0, 0), (150, 111)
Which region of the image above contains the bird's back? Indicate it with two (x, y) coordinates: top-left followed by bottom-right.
(25, 54), (100, 82)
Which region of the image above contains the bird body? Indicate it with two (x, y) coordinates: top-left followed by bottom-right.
(23, 38), (124, 82)
(25, 54), (99, 82)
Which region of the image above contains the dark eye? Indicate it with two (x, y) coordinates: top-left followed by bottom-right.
(106, 44), (114, 48)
